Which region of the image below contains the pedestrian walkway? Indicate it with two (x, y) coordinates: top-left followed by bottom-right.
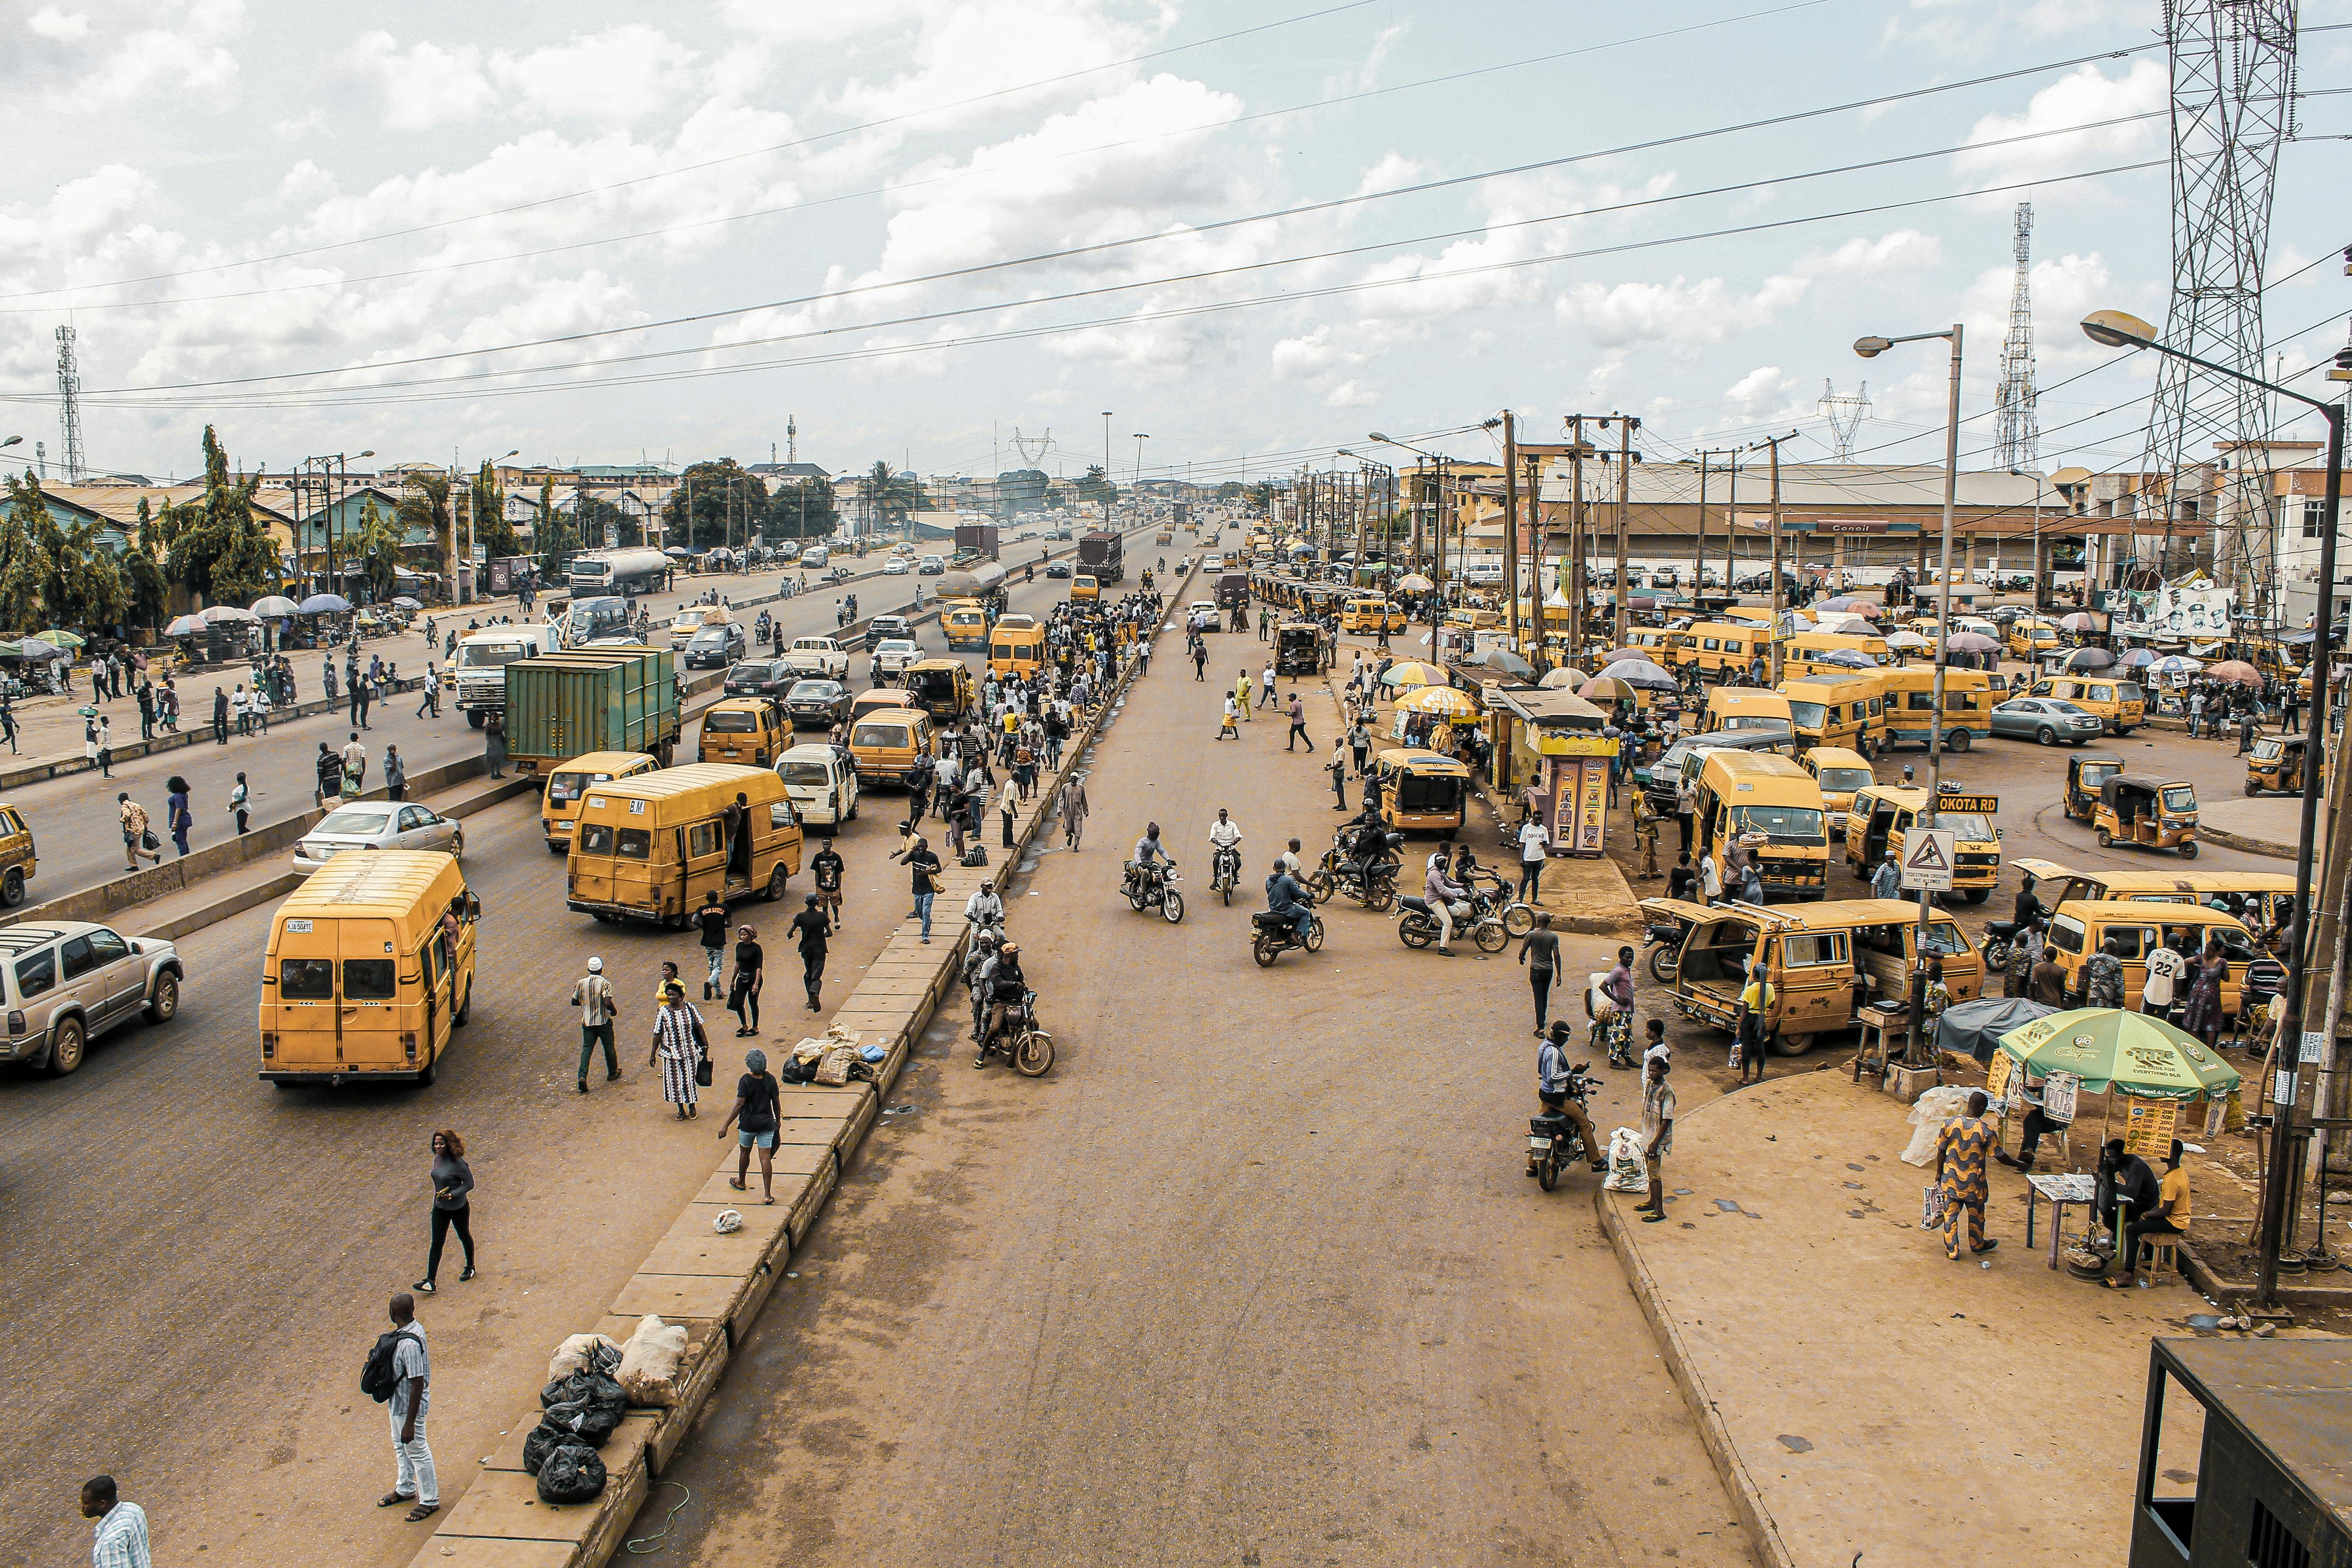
(1595, 1070), (2307, 1568)
(2195, 795), (2300, 858)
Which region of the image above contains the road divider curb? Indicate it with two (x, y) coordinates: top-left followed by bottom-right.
(0, 675), (427, 791)
(402, 570), (1189, 1568)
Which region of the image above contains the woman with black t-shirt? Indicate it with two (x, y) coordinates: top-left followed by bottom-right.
(729, 924), (764, 1035)
(718, 1048), (782, 1203)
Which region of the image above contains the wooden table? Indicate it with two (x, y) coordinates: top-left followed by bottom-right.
(2025, 1172), (2099, 1268)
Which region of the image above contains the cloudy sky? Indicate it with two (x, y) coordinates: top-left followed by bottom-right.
(1, 0), (2346, 489)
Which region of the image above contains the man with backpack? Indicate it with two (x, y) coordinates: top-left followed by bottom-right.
(366, 1292), (437, 1522)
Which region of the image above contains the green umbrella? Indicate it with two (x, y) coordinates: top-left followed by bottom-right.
(1998, 1007), (2240, 1101)
(30, 628), (84, 649)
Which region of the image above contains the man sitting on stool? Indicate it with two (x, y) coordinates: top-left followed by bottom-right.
(2107, 1138), (2189, 1289)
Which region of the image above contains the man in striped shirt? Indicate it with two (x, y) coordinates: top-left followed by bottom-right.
(81, 1475), (150, 1568)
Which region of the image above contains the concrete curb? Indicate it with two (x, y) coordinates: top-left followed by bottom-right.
(2197, 824), (2294, 860)
(2179, 1241), (2352, 1307)
(0, 675), (426, 791)
(1592, 1175), (1796, 1568)
(403, 570), (1190, 1568)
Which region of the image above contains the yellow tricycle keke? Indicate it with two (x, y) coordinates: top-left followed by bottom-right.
(2093, 774), (2200, 858)
(2245, 735), (2307, 797)
(2060, 750), (2125, 823)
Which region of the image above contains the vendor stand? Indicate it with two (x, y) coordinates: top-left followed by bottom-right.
(1487, 685), (1614, 858)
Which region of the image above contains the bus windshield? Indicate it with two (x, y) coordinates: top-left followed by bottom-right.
(1728, 804), (1825, 846)
(1785, 701), (1829, 731)
(456, 642), (528, 667)
(1926, 812), (1995, 842)
(1815, 767), (1873, 794)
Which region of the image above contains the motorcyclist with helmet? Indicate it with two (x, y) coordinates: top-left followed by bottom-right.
(1129, 821), (1173, 899)
(978, 939), (1030, 1066)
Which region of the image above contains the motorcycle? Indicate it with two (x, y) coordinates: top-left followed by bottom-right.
(1122, 860), (1185, 923)
(975, 988), (1055, 1077)
(1979, 919), (2019, 973)
(1463, 867), (1539, 939)
(1395, 889), (1510, 954)
(1251, 909), (1324, 966)
(1528, 1063), (1600, 1191)
(1310, 832), (1403, 911)
(1587, 975), (1635, 1068)
(1642, 918), (1686, 984)
(1211, 843), (1242, 905)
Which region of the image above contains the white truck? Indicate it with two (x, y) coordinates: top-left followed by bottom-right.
(453, 623), (563, 728)
(781, 635), (850, 681)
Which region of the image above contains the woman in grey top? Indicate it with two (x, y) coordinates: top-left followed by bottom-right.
(413, 1129), (475, 1294)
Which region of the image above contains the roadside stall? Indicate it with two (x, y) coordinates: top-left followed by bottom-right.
(1487, 686), (1614, 858)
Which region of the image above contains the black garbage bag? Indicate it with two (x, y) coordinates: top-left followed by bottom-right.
(521, 1422), (566, 1476)
(536, 1442), (607, 1505)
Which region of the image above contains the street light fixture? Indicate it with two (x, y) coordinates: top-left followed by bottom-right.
(1854, 323), (1965, 1067)
(2085, 306), (2347, 1308)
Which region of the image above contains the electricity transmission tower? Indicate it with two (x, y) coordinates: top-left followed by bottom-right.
(2136, 0), (2297, 598)
(54, 324), (84, 484)
(1010, 427), (1055, 467)
(1818, 381), (1870, 460)
(1994, 202), (2041, 474)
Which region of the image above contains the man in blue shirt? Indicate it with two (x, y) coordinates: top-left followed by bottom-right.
(1265, 860), (1314, 946)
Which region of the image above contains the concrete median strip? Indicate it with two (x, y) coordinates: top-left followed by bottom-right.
(403, 570), (1189, 1568)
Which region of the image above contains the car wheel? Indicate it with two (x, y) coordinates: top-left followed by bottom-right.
(144, 972), (179, 1023)
(45, 1015), (85, 1076)
(1944, 728), (1972, 753)
(447, 828), (464, 860)
(0, 867), (22, 907)
(2037, 727), (2057, 746)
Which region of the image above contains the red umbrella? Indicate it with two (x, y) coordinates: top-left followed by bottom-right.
(2207, 659), (2262, 686)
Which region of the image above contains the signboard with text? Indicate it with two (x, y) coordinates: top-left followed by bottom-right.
(1900, 828), (1958, 892)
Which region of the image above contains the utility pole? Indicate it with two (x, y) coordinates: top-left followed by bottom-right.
(1750, 431), (1799, 683)
(1566, 421), (1586, 666)
(1502, 411), (1522, 658)
(1611, 415), (1638, 647)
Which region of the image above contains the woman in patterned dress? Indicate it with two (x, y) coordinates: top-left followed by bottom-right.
(650, 982), (706, 1120)
(2180, 941), (2228, 1049)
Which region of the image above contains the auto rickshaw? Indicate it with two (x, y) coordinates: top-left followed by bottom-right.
(2093, 774), (2200, 858)
(2061, 750), (2125, 822)
(2245, 734), (2306, 797)
(1275, 620), (1331, 676)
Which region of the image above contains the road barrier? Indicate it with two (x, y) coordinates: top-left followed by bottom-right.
(402, 570), (1192, 1568)
(0, 675), (426, 792)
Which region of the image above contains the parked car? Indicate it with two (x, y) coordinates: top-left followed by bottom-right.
(0, 920), (183, 1075)
(294, 802), (464, 874)
(1989, 697), (2107, 747)
(682, 622), (747, 669)
(1045, 561), (1072, 579)
(723, 659), (796, 702)
(786, 678), (854, 729)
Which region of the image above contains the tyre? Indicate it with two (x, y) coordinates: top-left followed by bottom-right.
(1398, 914), (1434, 949)
(1648, 945), (1680, 985)
(547, 840), (567, 854)
(2037, 727), (2057, 746)
(143, 972), (179, 1024)
(448, 828), (464, 861)
(766, 865), (789, 901)
(1537, 1151), (1558, 1192)
(1502, 904), (1537, 939)
(1127, 888), (1149, 913)
(467, 710), (486, 729)
(1983, 940), (2012, 970)
(1474, 920), (1509, 953)
(2246, 780), (2261, 797)
(1220, 878), (1232, 906)
(1945, 728), (1972, 753)
(453, 981), (472, 1026)
(2180, 840), (2199, 860)
(1769, 1030), (1809, 1057)
(1304, 917), (1325, 952)
(1308, 869), (1335, 903)
(1014, 1030), (1055, 1077)
(0, 866), (22, 906)
(44, 1016), (85, 1077)
(845, 795), (859, 821)
(1162, 890), (1183, 923)
(1252, 932), (1281, 967)
(1369, 885), (1397, 914)
(2096, 827), (2112, 848)
(1963, 888), (1989, 905)
(415, 1052), (436, 1087)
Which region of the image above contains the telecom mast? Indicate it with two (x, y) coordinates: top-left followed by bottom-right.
(1994, 203), (2040, 474)
(1818, 381), (1870, 461)
(787, 415), (797, 465)
(54, 324), (84, 484)
(2136, 0), (2296, 598)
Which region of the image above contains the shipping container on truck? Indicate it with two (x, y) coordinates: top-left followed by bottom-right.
(1078, 529), (1126, 583)
(953, 522), (1001, 559)
(503, 647), (680, 774)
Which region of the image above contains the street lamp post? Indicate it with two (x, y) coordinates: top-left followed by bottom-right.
(1370, 432), (1449, 608)
(1101, 412), (1114, 530)
(2084, 308), (2348, 1308)
(1855, 325), (1963, 1066)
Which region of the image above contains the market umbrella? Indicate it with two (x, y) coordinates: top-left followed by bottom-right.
(1395, 573), (1434, 591)
(1536, 666), (1586, 690)
(1815, 648), (1877, 669)
(2117, 647), (2154, 668)
(663, 546), (693, 557)
(2149, 655), (2204, 677)
(1395, 684), (1480, 718)
(200, 604), (257, 625)
(2062, 646), (2115, 671)
(29, 627), (84, 648)
(249, 595), (301, 617)
(1379, 660), (1443, 689)
(2059, 612), (2100, 631)
(1815, 595), (1863, 611)
(1482, 649), (1536, 681)
(1885, 629), (1932, 650)
(1597, 657), (1678, 691)
(13, 639), (65, 661)
(1997, 1008), (2240, 1101)
(2207, 659), (2262, 686)
(1946, 631), (1999, 654)
(1938, 996), (2055, 1065)
(1600, 646), (1645, 664)
(1579, 676), (1637, 702)
(298, 593), (351, 615)
(164, 614), (207, 637)
(391, 596), (423, 609)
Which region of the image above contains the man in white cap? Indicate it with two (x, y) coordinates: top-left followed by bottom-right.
(570, 956), (620, 1093)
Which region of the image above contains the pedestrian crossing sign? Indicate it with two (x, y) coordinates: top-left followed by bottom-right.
(1900, 828), (1957, 891)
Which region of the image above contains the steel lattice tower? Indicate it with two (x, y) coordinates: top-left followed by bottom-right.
(1818, 380), (1871, 460)
(54, 324), (83, 484)
(2137, 0), (2298, 596)
(1995, 203), (2041, 474)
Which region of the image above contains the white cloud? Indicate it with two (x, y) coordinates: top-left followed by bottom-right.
(27, 7), (89, 42)
(1727, 365), (1790, 407)
(1952, 61), (2167, 196)
(338, 25), (700, 131)
(339, 32), (497, 130)
(10, 0), (245, 114)
(1324, 379), (1379, 408)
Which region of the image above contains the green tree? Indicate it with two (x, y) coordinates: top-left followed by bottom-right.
(1076, 465), (1118, 506)
(396, 472), (454, 581)
(1245, 480), (1275, 515)
(575, 495), (636, 547)
(351, 495), (405, 601)
(863, 460), (922, 534)
(763, 477), (836, 541)
(536, 477), (572, 578)
(0, 474), (54, 635)
(156, 425), (280, 606)
(472, 461), (523, 559)
(33, 509), (128, 632)
(661, 460), (768, 550)
(121, 497), (170, 629)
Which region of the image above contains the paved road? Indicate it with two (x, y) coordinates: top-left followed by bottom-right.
(644, 618), (1752, 1566)
(1, 529), (1165, 908)
(0, 556), (1162, 1567)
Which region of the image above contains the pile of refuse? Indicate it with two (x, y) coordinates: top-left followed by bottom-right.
(521, 1316), (690, 1503)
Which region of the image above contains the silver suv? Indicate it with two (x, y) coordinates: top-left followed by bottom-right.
(0, 921), (184, 1076)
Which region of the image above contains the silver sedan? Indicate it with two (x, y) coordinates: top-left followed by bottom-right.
(1988, 697), (2106, 747)
(293, 803), (465, 873)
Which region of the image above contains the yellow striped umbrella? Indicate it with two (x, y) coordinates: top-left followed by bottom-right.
(1378, 660), (1444, 689)
(1394, 684), (1480, 718)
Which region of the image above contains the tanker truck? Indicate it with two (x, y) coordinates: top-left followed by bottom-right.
(567, 547), (671, 596)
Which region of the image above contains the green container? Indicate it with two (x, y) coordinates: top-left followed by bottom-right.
(503, 646), (680, 772)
